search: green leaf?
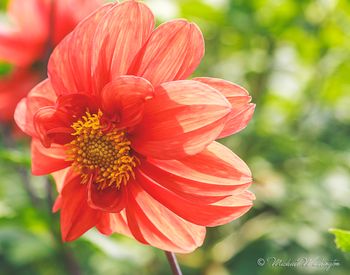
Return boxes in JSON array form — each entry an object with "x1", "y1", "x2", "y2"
[
  {"x1": 329, "y1": 228, "x2": 350, "y2": 252},
  {"x1": 0, "y1": 0, "x2": 8, "y2": 11},
  {"x1": 0, "y1": 148, "x2": 30, "y2": 166},
  {"x1": 0, "y1": 62, "x2": 13, "y2": 76}
]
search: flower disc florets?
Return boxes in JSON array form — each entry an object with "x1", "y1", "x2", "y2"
[{"x1": 66, "y1": 110, "x2": 139, "y2": 189}]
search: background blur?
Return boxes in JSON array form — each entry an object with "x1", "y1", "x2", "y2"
[{"x1": 1, "y1": 0, "x2": 350, "y2": 274}]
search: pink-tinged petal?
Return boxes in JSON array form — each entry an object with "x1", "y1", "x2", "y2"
[
  {"x1": 60, "y1": 173, "x2": 101, "y2": 242},
  {"x1": 0, "y1": 69, "x2": 41, "y2": 123},
  {"x1": 143, "y1": 142, "x2": 252, "y2": 198},
  {"x1": 129, "y1": 20, "x2": 204, "y2": 87},
  {"x1": 51, "y1": 167, "x2": 70, "y2": 192},
  {"x1": 48, "y1": 3, "x2": 113, "y2": 96},
  {"x1": 125, "y1": 181, "x2": 206, "y2": 253},
  {"x1": 97, "y1": 210, "x2": 133, "y2": 237},
  {"x1": 31, "y1": 138, "x2": 70, "y2": 176},
  {"x1": 92, "y1": 1, "x2": 154, "y2": 92},
  {"x1": 136, "y1": 167, "x2": 254, "y2": 227},
  {"x1": 14, "y1": 79, "x2": 56, "y2": 138},
  {"x1": 216, "y1": 104, "x2": 255, "y2": 139},
  {"x1": 131, "y1": 80, "x2": 231, "y2": 159},
  {"x1": 194, "y1": 77, "x2": 255, "y2": 138},
  {"x1": 109, "y1": 211, "x2": 132, "y2": 237},
  {"x1": 87, "y1": 182, "x2": 126, "y2": 213},
  {"x1": 101, "y1": 76, "x2": 154, "y2": 129}
]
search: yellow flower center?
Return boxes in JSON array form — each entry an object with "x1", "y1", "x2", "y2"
[{"x1": 66, "y1": 111, "x2": 139, "y2": 190}]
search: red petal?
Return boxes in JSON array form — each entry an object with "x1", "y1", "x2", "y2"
[
  {"x1": 96, "y1": 213, "x2": 113, "y2": 236},
  {"x1": 92, "y1": 1, "x2": 154, "y2": 93},
  {"x1": 52, "y1": 168, "x2": 77, "y2": 212},
  {"x1": 14, "y1": 79, "x2": 56, "y2": 138},
  {"x1": 33, "y1": 106, "x2": 72, "y2": 147},
  {"x1": 0, "y1": 69, "x2": 40, "y2": 123},
  {"x1": 60, "y1": 173, "x2": 101, "y2": 242},
  {"x1": 55, "y1": 93, "x2": 99, "y2": 117},
  {"x1": 33, "y1": 93, "x2": 98, "y2": 147},
  {"x1": 129, "y1": 20, "x2": 204, "y2": 87},
  {"x1": 125, "y1": 181, "x2": 206, "y2": 253},
  {"x1": 87, "y1": 182, "x2": 126, "y2": 213},
  {"x1": 31, "y1": 138, "x2": 70, "y2": 176},
  {"x1": 48, "y1": 3, "x2": 113, "y2": 96},
  {"x1": 194, "y1": 77, "x2": 255, "y2": 138},
  {"x1": 136, "y1": 160, "x2": 254, "y2": 227},
  {"x1": 131, "y1": 80, "x2": 231, "y2": 159},
  {"x1": 101, "y1": 76, "x2": 154, "y2": 129},
  {"x1": 143, "y1": 142, "x2": 252, "y2": 198}
]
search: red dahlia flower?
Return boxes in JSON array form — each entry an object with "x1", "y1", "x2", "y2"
[
  {"x1": 15, "y1": 0, "x2": 256, "y2": 253},
  {"x1": 0, "y1": 0, "x2": 104, "y2": 124}
]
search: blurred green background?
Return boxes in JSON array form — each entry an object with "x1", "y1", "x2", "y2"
[{"x1": 1, "y1": 0, "x2": 350, "y2": 274}]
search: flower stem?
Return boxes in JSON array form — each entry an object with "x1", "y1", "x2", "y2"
[{"x1": 164, "y1": 251, "x2": 182, "y2": 275}]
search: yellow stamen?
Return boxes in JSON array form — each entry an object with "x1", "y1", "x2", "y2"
[{"x1": 66, "y1": 110, "x2": 139, "y2": 189}]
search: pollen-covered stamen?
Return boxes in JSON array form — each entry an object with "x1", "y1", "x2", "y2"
[{"x1": 66, "y1": 111, "x2": 139, "y2": 190}]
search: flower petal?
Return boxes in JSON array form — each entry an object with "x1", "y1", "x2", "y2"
[
  {"x1": 31, "y1": 138, "x2": 70, "y2": 176},
  {"x1": 136, "y1": 160, "x2": 254, "y2": 227},
  {"x1": 129, "y1": 20, "x2": 204, "y2": 87},
  {"x1": 14, "y1": 79, "x2": 56, "y2": 138},
  {"x1": 131, "y1": 80, "x2": 231, "y2": 159},
  {"x1": 109, "y1": 211, "x2": 132, "y2": 236},
  {"x1": 101, "y1": 76, "x2": 154, "y2": 129},
  {"x1": 33, "y1": 106, "x2": 73, "y2": 147},
  {"x1": 194, "y1": 77, "x2": 255, "y2": 138},
  {"x1": 53, "y1": 196, "x2": 62, "y2": 213},
  {"x1": 51, "y1": 168, "x2": 77, "y2": 212},
  {"x1": 51, "y1": 167, "x2": 70, "y2": 193},
  {"x1": 87, "y1": 182, "x2": 126, "y2": 213},
  {"x1": 143, "y1": 142, "x2": 252, "y2": 198},
  {"x1": 92, "y1": 1, "x2": 154, "y2": 93},
  {"x1": 125, "y1": 181, "x2": 206, "y2": 253},
  {"x1": 33, "y1": 93, "x2": 98, "y2": 147},
  {"x1": 96, "y1": 210, "x2": 133, "y2": 237},
  {"x1": 96, "y1": 213, "x2": 113, "y2": 235},
  {"x1": 48, "y1": 3, "x2": 113, "y2": 96},
  {"x1": 60, "y1": 172, "x2": 101, "y2": 242}
]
